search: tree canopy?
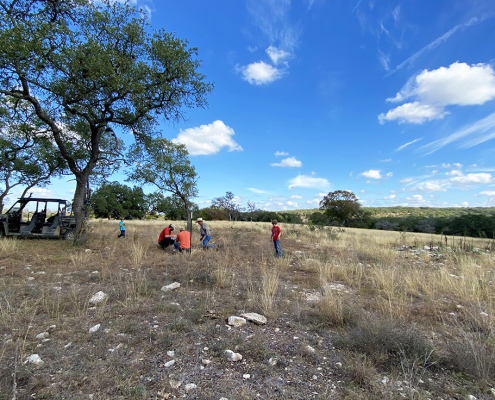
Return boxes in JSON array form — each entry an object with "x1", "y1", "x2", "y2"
[
  {"x1": 0, "y1": 0, "x2": 213, "y2": 240},
  {"x1": 319, "y1": 190, "x2": 361, "y2": 226}
]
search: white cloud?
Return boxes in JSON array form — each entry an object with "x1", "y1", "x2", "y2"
[
  {"x1": 380, "y1": 158, "x2": 392, "y2": 162},
  {"x1": 386, "y1": 172, "x2": 393, "y2": 177},
  {"x1": 413, "y1": 181, "x2": 448, "y2": 192},
  {"x1": 421, "y1": 111, "x2": 495, "y2": 154},
  {"x1": 247, "y1": 46, "x2": 258, "y2": 52},
  {"x1": 479, "y1": 191, "x2": 495, "y2": 196},
  {"x1": 306, "y1": 199, "x2": 320, "y2": 206},
  {"x1": 315, "y1": 193, "x2": 327, "y2": 197},
  {"x1": 248, "y1": 188, "x2": 265, "y2": 194},
  {"x1": 291, "y1": 195, "x2": 303, "y2": 199},
  {"x1": 236, "y1": 61, "x2": 284, "y2": 85},
  {"x1": 385, "y1": 194, "x2": 396, "y2": 199},
  {"x1": 288, "y1": 175, "x2": 330, "y2": 189},
  {"x1": 400, "y1": 177, "x2": 414, "y2": 183},
  {"x1": 266, "y1": 46, "x2": 291, "y2": 65},
  {"x1": 379, "y1": 102, "x2": 447, "y2": 124},
  {"x1": 274, "y1": 151, "x2": 289, "y2": 156},
  {"x1": 449, "y1": 172, "x2": 493, "y2": 186},
  {"x1": 172, "y1": 120, "x2": 243, "y2": 156},
  {"x1": 395, "y1": 138, "x2": 422, "y2": 151},
  {"x1": 406, "y1": 194, "x2": 426, "y2": 203},
  {"x1": 388, "y1": 16, "x2": 484, "y2": 75},
  {"x1": 361, "y1": 169, "x2": 382, "y2": 179},
  {"x1": 287, "y1": 201, "x2": 298, "y2": 207},
  {"x1": 389, "y1": 62, "x2": 495, "y2": 106},
  {"x1": 380, "y1": 63, "x2": 495, "y2": 124},
  {"x1": 271, "y1": 156, "x2": 302, "y2": 167}
]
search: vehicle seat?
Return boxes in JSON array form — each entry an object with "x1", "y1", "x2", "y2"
[{"x1": 21, "y1": 212, "x2": 38, "y2": 233}]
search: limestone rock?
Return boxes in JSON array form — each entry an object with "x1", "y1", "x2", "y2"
[
  {"x1": 24, "y1": 354, "x2": 44, "y2": 365},
  {"x1": 161, "y1": 282, "x2": 181, "y2": 291},
  {"x1": 241, "y1": 312, "x2": 267, "y2": 325},
  {"x1": 225, "y1": 349, "x2": 242, "y2": 361},
  {"x1": 89, "y1": 291, "x2": 108, "y2": 304},
  {"x1": 228, "y1": 316, "x2": 246, "y2": 327},
  {"x1": 89, "y1": 324, "x2": 100, "y2": 333},
  {"x1": 185, "y1": 383, "x2": 197, "y2": 392},
  {"x1": 36, "y1": 332, "x2": 49, "y2": 340}
]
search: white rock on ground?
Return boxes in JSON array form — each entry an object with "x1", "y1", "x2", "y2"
[
  {"x1": 227, "y1": 316, "x2": 246, "y2": 327},
  {"x1": 161, "y1": 282, "x2": 181, "y2": 291},
  {"x1": 268, "y1": 358, "x2": 277, "y2": 366},
  {"x1": 169, "y1": 378, "x2": 182, "y2": 389},
  {"x1": 225, "y1": 350, "x2": 242, "y2": 361},
  {"x1": 89, "y1": 291, "x2": 107, "y2": 304},
  {"x1": 165, "y1": 360, "x2": 175, "y2": 368},
  {"x1": 89, "y1": 324, "x2": 100, "y2": 333},
  {"x1": 24, "y1": 354, "x2": 44, "y2": 365},
  {"x1": 185, "y1": 383, "x2": 197, "y2": 392},
  {"x1": 36, "y1": 332, "x2": 49, "y2": 340},
  {"x1": 241, "y1": 312, "x2": 267, "y2": 325},
  {"x1": 243, "y1": 374, "x2": 250, "y2": 379},
  {"x1": 202, "y1": 359, "x2": 211, "y2": 365}
]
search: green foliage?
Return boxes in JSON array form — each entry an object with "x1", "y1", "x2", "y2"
[
  {"x1": 91, "y1": 182, "x2": 146, "y2": 219},
  {"x1": 0, "y1": 0, "x2": 212, "y2": 236},
  {"x1": 319, "y1": 190, "x2": 362, "y2": 226}
]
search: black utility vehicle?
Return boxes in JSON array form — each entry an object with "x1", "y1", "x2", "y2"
[{"x1": 0, "y1": 198, "x2": 77, "y2": 240}]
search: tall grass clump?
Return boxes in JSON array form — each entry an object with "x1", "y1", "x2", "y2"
[
  {"x1": 259, "y1": 263, "x2": 280, "y2": 315},
  {"x1": 0, "y1": 238, "x2": 21, "y2": 255},
  {"x1": 128, "y1": 239, "x2": 150, "y2": 267}
]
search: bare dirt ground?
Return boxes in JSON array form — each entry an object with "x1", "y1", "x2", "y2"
[{"x1": 1, "y1": 220, "x2": 495, "y2": 399}]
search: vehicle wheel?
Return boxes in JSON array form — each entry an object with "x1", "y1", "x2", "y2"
[{"x1": 63, "y1": 229, "x2": 76, "y2": 241}]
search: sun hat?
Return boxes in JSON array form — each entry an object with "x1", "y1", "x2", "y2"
[
  {"x1": 180, "y1": 227, "x2": 185, "y2": 231},
  {"x1": 169, "y1": 224, "x2": 176, "y2": 229},
  {"x1": 196, "y1": 217, "x2": 203, "y2": 222}
]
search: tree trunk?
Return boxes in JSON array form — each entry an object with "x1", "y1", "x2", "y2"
[{"x1": 72, "y1": 174, "x2": 90, "y2": 244}]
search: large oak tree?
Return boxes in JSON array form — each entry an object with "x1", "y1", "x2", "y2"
[{"x1": 0, "y1": 0, "x2": 212, "y2": 240}]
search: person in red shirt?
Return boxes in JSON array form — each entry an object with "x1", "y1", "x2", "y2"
[
  {"x1": 271, "y1": 219, "x2": 282, "y2": 258},
  {"x1": 175, "y1": 227, "x2": 191, "y2": 253},
  {"x1": 158, "y1": 224, "x2": 178, "y2": 250}
]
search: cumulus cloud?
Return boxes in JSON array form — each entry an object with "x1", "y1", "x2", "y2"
[
  {"x1": 236, "y1": 61, "x2": 284, "y2": 85},
  {"x1": 360, "y1": 169, "x2": 382, "y2": 179},
  {"x1": 291, "y1": 195, "x2": 303, "y2": 199},
  {"x1": 379, "y1": 62, "x2": 495, "y2": 124},
  {"x1": 287, "y1": 201, "x2": 298, "y2": 207},
  {"x1": 172, "y1": 120, "x2": 243, "y2": 156},
  {"x1": 306, "y1": 199, "x2": 320, "y2": 206},
  {"x1": 412, "y1": 181, "x2": 447, "y2": 192},
  {"x1": 315, "y1": 193, "x2": 327, "y2": 197},
  {"x1": 479, "y1": 191, "x2": 495, "y2": 196},
  {"x1": 271, "y1": 156, "x2": 302, "y2": 167},
  {"x1": 266, "y1": 46, "x2": 291, "y2": 65},
  {"x1": 385, "y1": 194, "x2": 396, "y2": 199},
  {"x1": 274, "y1": 151, "x2": 289, "y2": 156},
  {"x1": 379, "y1": 102, "x2": 447, "y2": 124},
  {"x1": 248, "y1": 188, "x2": 265, "y2": 193},
  {"x1": 406, "y1": 194, "x2": 426, "y2": 203},
  {"x1": 449, "y1": 172, "x2": 493, "y2": 186},
  {"x1": 400, "y1": 177, "x2": 414, "y2": 183},
  {"x1": 288, "y1": 175, "x2": 330, "y2": 189}
]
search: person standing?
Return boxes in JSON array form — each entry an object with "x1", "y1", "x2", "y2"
[
  {"x1": 196, "y1": 218, "x2": 217, "y2": 250},
  {"x1": 175, "y1": 227, "x2": 191, "y2": 253},
  {"x1": 271, "y1": 219, "x2": 282, "y2": 257},
  {"x1": 118, "y1": 217, "x2": 125, "y2": 238},
  {"x1": 158, "y1": 224, "x2": 179, "y2": 250}
]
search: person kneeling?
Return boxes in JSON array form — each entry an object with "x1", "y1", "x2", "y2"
[
  {"x1": 175, "y1": 227, "x2": 191, "y2": 253},
  {"x1": 158, "y1": 224, "x2": 179, "y2": 251}
]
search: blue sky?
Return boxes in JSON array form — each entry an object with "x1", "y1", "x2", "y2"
[{"x1": 8, "y1": 0, "x2": 495, "y2": 211}]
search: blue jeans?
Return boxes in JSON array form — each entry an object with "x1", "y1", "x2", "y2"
[
  {"x1": 273, "y1": 240, "x2": 282, "y2": 257},
  {"x1": 203, "y1": 236, "x2": 216, "y2": 249}
]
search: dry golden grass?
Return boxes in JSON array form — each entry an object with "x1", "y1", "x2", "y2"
[{"x1": 1, "y1": 219, "x2": 495, "y2": 399}]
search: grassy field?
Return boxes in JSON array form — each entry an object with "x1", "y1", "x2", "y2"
[{"x1": 1, "y1": 220, "x2": 495, "y2": 399}]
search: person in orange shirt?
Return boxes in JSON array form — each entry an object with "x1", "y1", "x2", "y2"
[{"x1": 175, "y1": 227, "x2": 191, "y2": 253}]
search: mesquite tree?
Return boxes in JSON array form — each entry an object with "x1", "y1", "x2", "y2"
[
  {"x1": 127, "y1": 138, "x2": 198, "y2": 234},
  {"x1": 0, "y1": 0, "x2": 212, "y2": 240}
]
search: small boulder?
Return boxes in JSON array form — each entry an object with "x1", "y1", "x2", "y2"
[
  {"x1": 161, "y1": 282, "x2": 181, "y2": 291},
  {"x1": 24, "y1": 354, "x2": 44, "y2": 365},
  {"x1": 225, "y1": 350, "x2": 242, "y2": 361},
  {"x1": 185, "y1": 383, "x2": 197, "y2": 392},
  {"x1": 89, "y1": 324, "x2": 100, "y2": 333},
  {"x1": 89, "y1": 291, "x2": 107, "y2": 304},
  {"x1": 36, "y1": 332, "x2": 49, "y2": 340},
  {"x1": 227, "y1": 316, "x2": 246, "y2": 327},
  {"x1": 241, "y1": 312, "x2": 267, "y2": 325}
]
